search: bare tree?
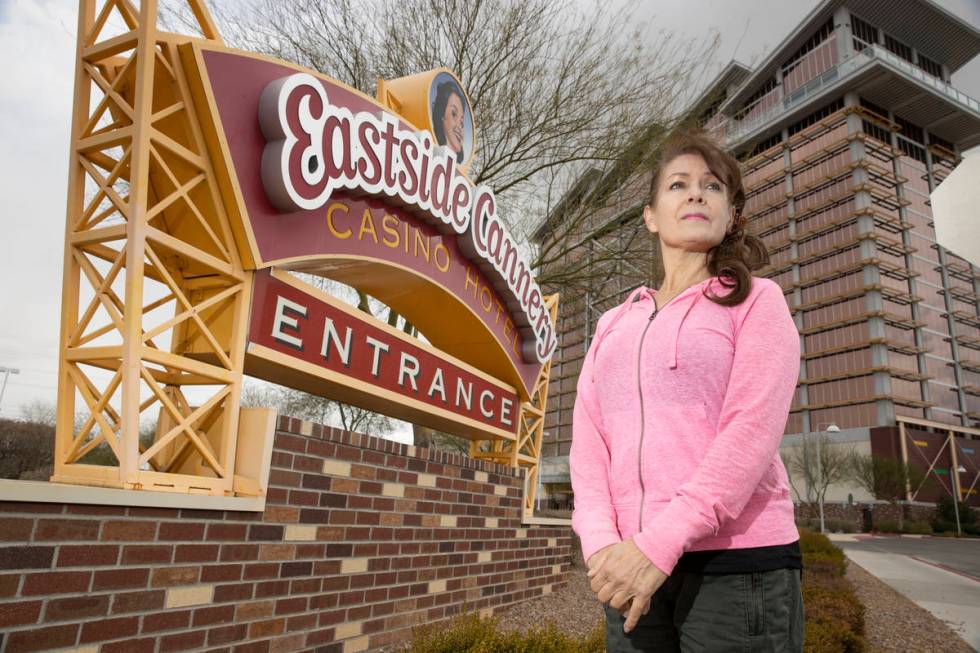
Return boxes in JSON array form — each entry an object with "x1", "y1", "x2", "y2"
[
  {"x1": 846, "y1": 452, "x2": 933, "y2": 532},
  {"x1": 19, "y1": 399, "x2": 58, "y2": 426},
  {"x1": 165, "y1": 0, "x2": 717, "y2": 231},
  {"x1": 161, "y1": 0, "x2": 719, "y2": 448},
  {"x1": 242, "y1": 379, "x2": 394, "y2": 436},
  {"x1": 782, "y1": 436, "x2": 854, "y2": 515}
]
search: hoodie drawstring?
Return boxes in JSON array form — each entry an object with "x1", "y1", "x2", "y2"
[{"x1": 668, "y1": 289, "x2": 704, "y2": 370}]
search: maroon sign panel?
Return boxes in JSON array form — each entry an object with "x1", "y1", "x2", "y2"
[
  {"x1": 196, "y1": 47, "x2": 546, "y2": 399},
  {"x1": 246, "y1": 270, "x2": 520, "y2": 440}
]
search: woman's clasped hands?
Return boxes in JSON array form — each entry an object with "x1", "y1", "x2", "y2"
[{"x1": 587, "y1": 539, "x2": 669, "y2": 633}]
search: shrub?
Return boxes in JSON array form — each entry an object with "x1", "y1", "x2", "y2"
[
  {"x1": 823, "y1": 518, "x2": 858, "y2": 534},
  {"x1": 935, "y1": 496, "x2": 977, "y2": 526},
  {"x1": 799, "y1": 530, "x2": 840, "y2": 556},
  {"x1": 932, "y1": 519, "x2": 955, "y2": 532},
  {"x1": 802, "y1": 586, "x2": 864, "y2": 633},
  {"x1": 800, "y1": 529, "x2": 866, "y2": 653},
  {"x1": 0, "y1": 418, "x2": 55, "y2": 479},
  {"x1": 804, "y1": 618, "x2": 866, "y2": 653},
  {"x1": 932, "y1": 519, "x2": 980, "y2": 537},
  {"x1": 796, "y1": 517, "x2": 821, "y2": 532},
  {"x1": 803, "y1": 553, "x2": 846, "y2": 580},
  {"x1": 873, "y1": 519, "x2": 901, "y2": 533},
  {"x1": 903, "y1": 520, "x2": 932, "y2": 535},
  {"x1": 404, "y1": 613, "x2": 604, "y2": 653}
]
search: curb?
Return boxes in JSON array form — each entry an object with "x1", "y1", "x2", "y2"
[{"x1": 908, "y1": 555, "x2": 980, "y2": 583}]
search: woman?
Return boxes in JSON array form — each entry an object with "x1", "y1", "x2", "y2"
[
  {"x1": 571, "y1": 130, "x2": 804, "y2": 652},
  {"x1": 432, "y1": 81, "x2": 466, "y2": 163}
]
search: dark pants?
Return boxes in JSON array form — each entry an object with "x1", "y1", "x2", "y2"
[{"x1": 604, "y1": 568, "x2": 804, "y2": 652}]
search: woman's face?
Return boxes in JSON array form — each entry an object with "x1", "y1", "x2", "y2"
[
  {"x1": 442, "y1": 92, "x2": 465, "y2": 154},
  {"x1": 642, "y1": 153, "x2": 735, "y2": 253}
]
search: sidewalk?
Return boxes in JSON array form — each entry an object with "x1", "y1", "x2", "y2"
[{"x1": 828, "y1": 533, "x2": 980, "y2": 650}]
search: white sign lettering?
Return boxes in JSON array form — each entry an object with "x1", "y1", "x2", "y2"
[{"x1": 259, "y1": 73, "x2": 557, "y2": 364}]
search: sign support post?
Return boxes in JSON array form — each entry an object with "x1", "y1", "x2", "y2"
[{"x1": 54, "y1": 0, "x2": 258, "y2": 495}]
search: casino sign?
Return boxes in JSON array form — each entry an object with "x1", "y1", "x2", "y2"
[{"x1": 51, "y1": 1, "x2": 557, "y2": 515}]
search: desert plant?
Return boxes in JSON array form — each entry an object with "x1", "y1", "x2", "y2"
[
  {"x1": 935, "y1": 496, "x2": 977, "y2": 528},
  {"x1": 799, "y1": 529, "x2": 866, "y2": 653},
  {"x1": 903, "y1": 520, "x2": 932, "y2": 535},
  {"x1": 873, "y1": 519, "x2": 901, "y2": 534},
  {"x1": 404, "y1": 612, "x2": 604, "y2": 652},
  {"x1": 799, "y1": 529, "x2": 842, "y2": 557}
]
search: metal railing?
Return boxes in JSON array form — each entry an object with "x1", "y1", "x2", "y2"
[{"x1": 724, "y1": 38, "x2": 980, "y2": 146}]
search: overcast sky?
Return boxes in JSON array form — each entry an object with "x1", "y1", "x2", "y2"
[{"x1": 0, "y1": 0, "x2": 977, "y2": 425}]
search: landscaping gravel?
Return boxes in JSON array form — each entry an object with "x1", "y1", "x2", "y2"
[
  {"x1": 495, "y1": 557, "x2": 976, "y2": 651},
  {"x1": 845, "y1": 559, "x2": 975, "y2": 653},
  {"x1": 497, "y1": 561, "x2": 604, "y2": 639}
]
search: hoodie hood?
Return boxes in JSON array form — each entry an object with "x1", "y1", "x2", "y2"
[{"x1": 589, "y1": 277, "x2": 718, "y2": 380}]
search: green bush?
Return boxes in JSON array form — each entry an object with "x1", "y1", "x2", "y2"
[
  {"x1": 873, "y1": 519, "x2": 901, "y2": 533},
  {"x1": 796, "y1": 517, "x2": 821, "y2": 532},
  {"x1": 935, "y1": 496, "x2": 977, "y2": 526},
  {"x1": 800, "y1": 529, "x2": 866, "y2": 653},
  {"x1": 902, "y1": 520, "x2": 932, "y2": 535},
  {"x1": 0, "y1": 418, "x2": 55, "y2": 479},
  {"x1": 799, "y1": 529, "x2": 840, "y2": 556},
  {"x1": 932, "y1": 497, "x2": 979, "y2": 536},
  {"x1": 804, "y1": 618, "x2": 866, "y2": 653},
  {"x1": 405, "y1": 613, "x2": 604, "y2": 652},
  {"x1": 931, "y1": 519, "x2": 980, "y2": 537},
  {"x1": 803, "y1": 554, "x2": 846, "y2": 581},
  {"x1": 823, "y1": 519, "x2": 852, "y2": 533}
]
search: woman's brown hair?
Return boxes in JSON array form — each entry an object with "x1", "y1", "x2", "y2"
[{"x1": 646, "y1": 129, "x2": 769, "y2": 307}]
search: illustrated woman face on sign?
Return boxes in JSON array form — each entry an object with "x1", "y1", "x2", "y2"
[{"x1": 430, "y1": 73, "x2": 473, "y2": 165}]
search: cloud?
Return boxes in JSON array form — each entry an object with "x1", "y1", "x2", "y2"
[{"x1": 0, "y1": 0, "x2": 76, "y2": 416}]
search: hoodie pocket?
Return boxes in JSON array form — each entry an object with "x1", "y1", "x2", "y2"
[{"x1": 643, "y1": 402, "x2": 714, "y2": 501}]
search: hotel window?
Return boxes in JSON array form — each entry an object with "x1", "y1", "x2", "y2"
[
  {"x1": 738, "y1": 77, "x2": 779, "y2": 117},
  {"x1": 851, "y1": 15, "x2": 878, "y2": 51},
  {"x1": 782, "y1": 18, "x2": 834, "y2": 76},
  {"x1": 787, "y1": 98, "x2": 844, "y2": 136},
  {"x1": 929, "y1": 134, "x2": 954, "y2": 152},
  {"x1": 884, "y1": 34, "x2": 914, "y2": 63},
  {"x1": 749, "y1": 133, "x2": 783, "y2": 157},
  {"x1": 917, "y1": 53, "x2": 943, "y2": 79},
  {"x1": 897, "y1": 139, "x2": 927, "y2": 164},
  {"x1": 862, "y1": 119, "x2": 892, "y2": 146},
  {"x1": 895, "y1": 116, "x2": 924, "y2": 145}
]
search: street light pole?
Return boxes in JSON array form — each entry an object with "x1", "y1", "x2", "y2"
[
  {"x1": 0, "y1": 366, "x2": 20, "y2": 415},
  {"x1": 813, "y1": 422, "x2": 840, "y2": 534},
  {"x1": 953, "y1": 465, "x2": 967, "y2": 537}
]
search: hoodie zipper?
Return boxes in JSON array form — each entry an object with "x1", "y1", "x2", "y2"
[{"x1": 637, "y1": 301, "x2": 658, "y2": 531}]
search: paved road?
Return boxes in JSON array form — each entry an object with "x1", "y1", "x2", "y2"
[
  {"x1": 830, "y1": 534, "x2": 980, "y2": 651},
  {"x1": 837, "y1": 534, "x2": 980, "y2": 579}
]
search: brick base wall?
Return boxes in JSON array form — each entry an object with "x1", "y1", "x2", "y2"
[{"x1": 0, "y1": 417, "x2": 572, "y2": 653}]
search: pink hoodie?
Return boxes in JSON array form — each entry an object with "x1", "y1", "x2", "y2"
[{"x1": 570, "y1": 275, "x2": 801, "y2": 576}]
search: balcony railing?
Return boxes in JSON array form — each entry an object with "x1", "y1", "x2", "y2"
[{"x1": 724, "y1": 38, "x2": 980, "y2": 146}]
